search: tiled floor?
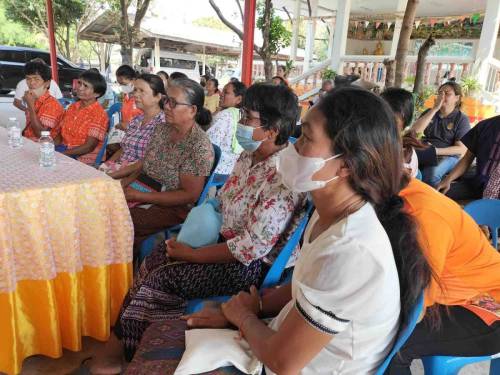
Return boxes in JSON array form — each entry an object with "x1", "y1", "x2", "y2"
[{"x1": 13, "y1": 337, "x2": 492, "y2": 374}]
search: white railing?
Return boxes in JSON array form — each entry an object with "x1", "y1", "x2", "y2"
[
  {"x1": 484, "y1": 58, "x2": 500, "y2": 93},
  {"x1": 288, "y1": 59, "x2": 332, "y2": 101},
  {"x1": 340, "y1": 55, "x2": 475, "y2": 89}
]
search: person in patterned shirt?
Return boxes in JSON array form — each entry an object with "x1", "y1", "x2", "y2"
[
  {"x1": 88, "y1": 83, "x2": 307, "y2": 374},
  {"x1": 101, "y1": 74, "x2": 165, "y2": 173},
  {"x1": 21, "y1": 60, "x2": 64, "y2": 141},
  {"x1": 55, "y1": 70, "x2": 108, "y2": 165}
]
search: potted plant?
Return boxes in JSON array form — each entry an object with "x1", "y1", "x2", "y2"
[
  {"x1": 461, "y1": 75, "x2": 482, "y2": 97},
  {"x1": 322, "y1": 68, "x2": 337, "y2": 80}
]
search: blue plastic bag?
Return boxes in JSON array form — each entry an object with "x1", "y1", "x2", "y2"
[{"x1": 177, "y1": 198, "x2": 223, "y2": 248}]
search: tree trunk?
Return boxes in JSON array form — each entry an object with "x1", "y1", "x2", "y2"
[
  {"x1": 413, "y1": 34, "x2": 435, "y2": 94},
  {"x1": 260, "y1": 0, "x2": 273, "y2": 80},
  {"x1": 384, "y1": 58, "x2": 396, "y2": 88},
  {"x1": 394, "y1": 0, "x2": 419, "y2": 87}
]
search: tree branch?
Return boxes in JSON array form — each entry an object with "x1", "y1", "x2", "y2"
[
  {"x1": 235, "y1": 0, "x2": 244, "y2": 23},
  {"x1": 209, "y1": 0, "x2": 261, "y2": 54},
  {"x1": 282, "y1": 6, "x2": 292, "y2": 23}
]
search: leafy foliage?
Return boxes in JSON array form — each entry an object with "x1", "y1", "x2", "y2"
[
  {"x1": 321, "y1": 68, "x2": 337, "y2": 80},
  {"x1": 256, "y1": 1, "x2": 291, "y2": 56}
]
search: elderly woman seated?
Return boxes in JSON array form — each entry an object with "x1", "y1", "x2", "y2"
[
  {"x1": 88, "y1": 83, "x2": 307, "y2": 374},
  {"x1": 109, "y1": 78, "x2": 214, "y2": 249},
  {"x1": 100, "y1": 74, "x2": 165, "y2": 173},
  {"x1": 55, "y1": 70, "x2": 108, "y2": 165}
]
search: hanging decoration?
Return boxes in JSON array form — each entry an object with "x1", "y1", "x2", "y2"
[
  {"x1": 430, "y1": 18, "x2": 437, "y2": 27},
  {"x1": 364, "y1": 20, "x2": 370, "y2": 29},
  {"x1": 375, "y1": 21, "x2": 381, "y2": 29},
  {"x1": 415, "y1": 20, "x2": 421, "y2": 29},
  {"x1": 354, "y1": 21, "x2": 359, "y2": 29},
  {"x1": 387, "y1": 21, "x2": 393, "y2": 29}
]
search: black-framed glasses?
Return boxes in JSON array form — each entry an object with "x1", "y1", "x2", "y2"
[
  {"x1": 164, "y1": 96, "x2": 193, "y2": 109},
  {"x1": 239, "y1": 108, "x2": 266, "y2": 126}
]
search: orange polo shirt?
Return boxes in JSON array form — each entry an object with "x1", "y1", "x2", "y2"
[
  {"x1": 23, "y1": 92, "x2": 64, "y2": 141},
  {"x1": 400, "y1": 179, "x2": 500, "y2": 308},
  {"x1": 121, "y1": 94, "x2": 143, "y2": 125},
  {"x1": 60, "y1": 101, "x2": 108, "y2": 165}
]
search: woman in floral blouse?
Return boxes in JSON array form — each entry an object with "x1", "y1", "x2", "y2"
[
  {"x1": 207, "y1": 80, "x2": 246, "y2": 175},
  {"x1": 101, "y1": 74, "x2": 165, "y2": 172},
  {"x1": 89, "y1": 83, "x2": 307, "y2": 373},
  {"x1": 109, "y1": 78, "x2": 214, "y2": 248}
]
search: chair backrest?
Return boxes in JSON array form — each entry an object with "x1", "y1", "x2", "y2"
[
  {"x1": 95, "y1": 102, "x2": 122, "y2": 167},
  {"x1": 197, "y1": 144, "x2": 222, "y2": 205},
  {"x1": 261, "y1": 200, "x2": 314, "y2": 289},
  {"x1": 464, "y1": 199, "x2": 500, "y2": 249},
  {"x1": 58, "y1": 97, "x2": 75, "y2": 109},
  {"x1": 375, "y1": 292, "x2": 424, "y2": 375}
]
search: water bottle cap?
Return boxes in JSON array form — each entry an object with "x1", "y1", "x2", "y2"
[{"x1": 41, "y1": 131, "x2": 50, "y2": 136}]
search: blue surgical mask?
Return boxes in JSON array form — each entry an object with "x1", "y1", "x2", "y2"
[{"x1": 236, "y1": 123, "x2": 264, "y2": 152}]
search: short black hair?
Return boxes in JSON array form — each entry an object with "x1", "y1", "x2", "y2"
[
  {"x1": 116, "y1": 65, "x2": 137, "y2": 80},
  {"x1": 380, "y1": 88, "x2": 415, "y2": 128},
  {"x1": 157, "y1": 70, "x2": 169, "y2": 80},
  {"x1": 24, "y1": 60, "x2": 51, "y2": 82},
  {"x1": 169, "y1": 71, "x2": 188, "y2": 80},
  {"x1": 79, "y1": 69, "x2": 107, "y2": 98},
  {"x1": 271, "y1": 76, "x2": 288, "y2": 86},
  {"x1": 243, "y1": 83, "x2": 298, "y2": 146},
  {"x1": 226, "y1": 80, "x2": 247, "y2": 108},
  {"x1": 208, "y1": 77, "x2": 219, "y2": 88}
]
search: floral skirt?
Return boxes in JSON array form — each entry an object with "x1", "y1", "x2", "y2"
[{"x1": 114, "y1": 243, "x2": 266, "y2": 360}]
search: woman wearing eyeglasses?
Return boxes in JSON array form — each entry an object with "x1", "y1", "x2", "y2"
[
  {"x1": 109, "y1": 77, "x2": 214, "y2": 250},
  {"x1": 88, "y1": 83, "x2": 306, "y2": 374}
]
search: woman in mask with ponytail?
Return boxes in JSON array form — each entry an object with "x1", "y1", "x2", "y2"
[
  {"x1": 118, "y1": 87, "x2": 432, "y2": 375},
  {"x1": 89, "y1": 83, "x2": 306, "y2": 374},
  {"x1": 116, "y1": 64, "x2": 143, "y2": 130}
]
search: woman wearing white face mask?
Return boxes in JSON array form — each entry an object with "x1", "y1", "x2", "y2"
[
  {"x1": 21, "y1": 60, "x2": 64, "y2": 141},
  {"x1": 116, "y1": 65, "x2": 143, "y2": 130},
  {"x1": 134, "y1": 87, "x2": 433, "y2": 375}
]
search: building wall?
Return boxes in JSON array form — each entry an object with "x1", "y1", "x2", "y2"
[{"x1": 346, "y1": 38, "x2": 500, "y2": 59}]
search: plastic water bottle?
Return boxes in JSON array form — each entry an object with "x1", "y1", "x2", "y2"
[
  {"x1": 7, "y1": 117, "x2": 22, "y2": 149},
  {"x1": 39, "y1": 131, "x2": 56, "y2": 168}
]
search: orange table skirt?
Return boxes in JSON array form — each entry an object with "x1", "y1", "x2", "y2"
[{"x1": 0, "y1": 263, "x2": 132, "y2": 375}]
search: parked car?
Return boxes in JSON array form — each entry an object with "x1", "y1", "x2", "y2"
[{"x1": 0, "y1": 45, "x2": 85, "y2": 95}]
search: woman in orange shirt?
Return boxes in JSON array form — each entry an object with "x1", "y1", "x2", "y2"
[
  {"x1": 116, "y1": 65, "x2": 143, "y2": 129},
  {"x1": 56, "y1": 70, "x2": 108, "y2": 165},
  {"x1": 382, "y1": 89, "x2": 500, "y2": 374}
]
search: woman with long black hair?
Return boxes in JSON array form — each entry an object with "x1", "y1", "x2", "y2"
[{"x1": 123, "y1": 87, "x2": 433, "y2": 374}]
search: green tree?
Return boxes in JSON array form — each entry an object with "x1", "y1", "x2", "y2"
[
  {"x1": 0, "y1": 4, "x2": 46, "y2": 48},
  {"x1": 209, "y1": 0, "x2": 292, "y2": 80},
  {"x1": 106, "y1": 0, "x2": 152, "y2": 66},
  {"x1": 2, "y1": 0, "x2": 91, "y2": 60}
]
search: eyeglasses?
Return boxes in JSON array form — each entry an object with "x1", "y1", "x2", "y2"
[
  {"x1": 239, "y1": 108, "x2": 266, "y2": 126},
  {"x1": 164, "y1": 96, "x2": 193, "y2": 109}
]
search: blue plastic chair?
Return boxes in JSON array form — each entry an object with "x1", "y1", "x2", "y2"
[
  {"x1": 374, "y1": 292, "x2": 424, "y2": 375},
  {"x1": 464, "y1": 199, "x2": 500, "y2": 249},
  {"x1": 421, "y1": 354, "x2": 500, "y2": 375},
  {"x1": 138, "y1": 144, "x2": 222, "y2": 263},
  {"x1": 185, "y1": 200, "x2": 314, "y2": 314},
  {"x1": 416, "y1": 169, "x2": 423, "y2": 181},
  {"x1": 95, "y1": 102, "x2": 122, "y2": 167},
  {"x1": 58, "y1": 97, "x2": 75, "y2": 109}
]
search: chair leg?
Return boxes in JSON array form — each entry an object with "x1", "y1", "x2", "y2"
[{"x1": 490, "y1": 357, "x2": 500, "y2": 375}]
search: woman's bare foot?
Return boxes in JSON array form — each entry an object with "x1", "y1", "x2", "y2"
[{"x1": 88, "y1": 333, "x2": 124, "y2": 374}]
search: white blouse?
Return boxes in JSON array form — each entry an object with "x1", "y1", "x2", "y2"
[{"x1": 267, "y1": 203, "x2": 401, "y2": 374}]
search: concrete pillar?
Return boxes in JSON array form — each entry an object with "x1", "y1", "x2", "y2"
[
  {"x1": 477, "y1": 0, "x2": 500, "y2": 84},
  {"x1": 154, "y1": 37, "x2": 161, "y2": 73},
  {"x1": 327, "y1": 13, "x2": 336, "y2": 60},
  {"x1": 304, "y1": 0, "x2": 318, "y2": 72},
  {"x1": 290, "y1": 0, "x2": 301, "y2": 62},
  {"x1": 330, "y1": 0, "x2": 351, "y2": 72}
]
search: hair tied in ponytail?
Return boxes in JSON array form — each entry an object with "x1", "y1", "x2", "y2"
[{"x1": 379, "y1": 195, "x2": 404, "y2": 221}]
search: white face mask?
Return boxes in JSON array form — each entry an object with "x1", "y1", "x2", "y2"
[
  {"x1": 120, "y1": 83, "x2": 134, "y2": 94},
  {"x1": 276, "y1": 143, "x2": 342, "y2": 192}
]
